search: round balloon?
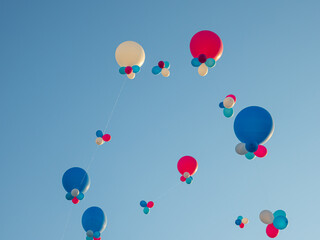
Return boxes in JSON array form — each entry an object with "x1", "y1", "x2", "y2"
[
  {"x1": 82, "y1": 207, "x2": 107, "y2": 233},
  {"x1": 177, "y1": 156, "x2": 198, "y2": 176},
  {"x1": 115, "y1": 41, "x2": 145, "y2": 67},
  {"x1": 62, "y1": 167, "x2": 90, "y2": 193},
  {"x1": 273, "y1": 210, "x2": 286, "y2": 218},
  {"x1": 223, "y1": 97, "x2": 235, "y2": 109},
  {"x1": 235, "y1": 143, "x2": 248, "y2": 155},
  {"x1": 266, "y1": 224, "x2": 279, "y2": 238},
  {"x1": 140, "y1": 200, "x2": 147, "y2": 208},
  {"x1": 223, "y1": 108, "x2": 234, "y2": 118},
  {"x1": 260, "y1": 210, "x2": 274, "y2": 224},
  {"x1": 255, "y1": 145, "x2": 268, "y2": 158},
  {"x1": 273, "y1": 216, "x2": 288, "y2": 230},
  {"x1": 198, "y1": 63, "x2": 208, "y2": 76},
  {"x1": 161, "y1": 68, "x2": 170, "y2": 77}
]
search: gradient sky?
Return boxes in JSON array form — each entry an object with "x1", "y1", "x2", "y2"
[{"x1": 1, "y1": 0, "x2": 320, "y2": 239}]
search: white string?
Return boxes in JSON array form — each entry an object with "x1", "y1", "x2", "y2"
[{"x1": 60, "y1": 208, "x2": 73, "y2": 240}]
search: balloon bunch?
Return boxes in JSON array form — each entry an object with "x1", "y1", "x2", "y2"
[
  {"x1": 95, "y1": 130, "x2": 111, "y2": 146},
  {"x1": 219, "y1": 94, "x2": 236, "y2": 118},
  {"x1": 82, "y1": 207, "x2": 107, "y2": 240},
  {"x1": 234, "y1": 106, "x2": 274, "y2": 160},
  {"x1": 119, "y1": 65, "x2": 141, "y2": 79},
  {"x1": 177, "y1": 156, "x2": 198, "y2": 184},
  {"x1": 260, "y1": 210, "x2": 288, "y2": 238},
  {"x1": 190, "y1": 30, "x2": 223, "y2": 77},
  {"x1": 152, "y1": 61, "x2": 170, "y2": 77},
  {"x1": 62, "y1": 167, "x2": 90, "y2": 204},
  {"x1": 235, "y1": 216, "x2": 249, "y2": 228},
  {"x1": 140, "y1": 200, "x2": 155, "y2": 214}
]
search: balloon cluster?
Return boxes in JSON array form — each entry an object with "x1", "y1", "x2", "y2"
[
  {"x1": 82, "y1": 206, "x2": 107, "y2": 240},
  {"x1": 260, "y1": 210, "x2": 288, "y2": 238},
  {"x1": 235, "y1": 216, "x2": 249, "y2": 228},
  {"x1": 95, "y1": 130, "x2": 111, "y2": 146},
  {"x1": 119, "y1": 65, "x2": 141, "y2": 79},
  {"x1": 219, "y1": 94, "x2": 236, "y2": 118},
  {"x1": 191, "y1": 54, "x2": 216, "y2": 76},
  {"x1": 152, "y1": 61, "x2": 170, "y2": 77},
  {"x1": 234, "y1": 106, "x2": 274, "y2": 160},
  {"x1": 177, "y1": 156, "x2": 198, "y2": 184},
  {"x1": 140, "y1": 200, "x2": 154, "y2": 214}
]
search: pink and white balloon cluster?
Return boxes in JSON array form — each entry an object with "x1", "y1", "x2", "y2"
[
  {"x1": 95, "y1": 130, "x2": 111, "y2": 146},
  {"x1": 219, "y1": 94, "x2": 236, "y2": 118}
]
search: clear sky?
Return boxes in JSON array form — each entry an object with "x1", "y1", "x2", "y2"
[{"x1": 1, "y1": 0, "x2": 320, "y2": 239}]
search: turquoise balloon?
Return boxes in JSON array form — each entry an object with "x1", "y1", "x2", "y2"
[
  {"x1": 152, "y1": 66, "x2": 161, "y2": 75},
  {"x1": 245, "y1": 152, "x2": 255, "y2": 160},
  {"x1": 273, "y1": 216, "x2": 288, "y2": 230},
  {"x1": 86, "y1": 237, "x2": 93, "y2": 240},
  {"x1": 119, "y1": 67, "x2": 126, "y2": 74},
  {"x1": 274, "y1": 210, "x2": 286, "y2": 218},
  {"x1": 223, "y1": 108, "x2": 234, "y2": 118},
  {"x1": 237, "y1": 216, "x2": 243, "y2": 220},
  {"x1": 65, "y1": 192, "x2": 73, "y2": 200},
  {"x1": 205, "y1": 58, "x2": 216, "y2": 68},
  {"x1": 93, "y1": 232, "x2": 100, "y2": 238},
  {"x1": 164, "y1": 61, "x2": 170, "y2": 69},
  {"x1": 186, "y1": 177, "x2": 193, "y2": 184},
  {"x1": 191, "y1": 58, "x2": 201, "y2": 67},
  {"x1": 132, "y1": 65, "x2": 140, "y2": 73},
  {"x1": 77, "y1": 192, "x2": 84, "y2": 200},
  {"x1": 143, "y1": 207, "x2": 150, "y2": 214}
]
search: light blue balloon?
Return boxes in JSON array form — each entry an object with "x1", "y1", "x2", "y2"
[
  {"x1": 132, "y1": 65, "x2": 140, "y2": 73},
  {"x1": 143, "y1": 207, "x2": 150, "y2": 214},
  {"x1": 274, "y1": 210, "x2": 286, "y2": 218},
  {"x1": 78, "y1": 192, "x2": 84, "y2": 200},
  {"x1": 65, "y1": 192, "x2": 73, "y2": 200},
  {"x1": 93, "y1": 231, "x2": 100, "y2": 238},
  {"x1": 273, "y1": 216, "x2": 288, "y2": 230},
  {"x1": 119, "y1": 67, "x2": 126, "y2": 75},
  {"x1": 62, "y1": 167, "x2": 90, "y2": 193},
  {"x1": 205, "y1": 58, "x2": 216, "y2": 68},
  {"x1": 223, "y1": 108, "x2": 234, "y2": 118},
  {"x1": 237, "y1": 216, "x2": 243, "y2": 220},
  {"x1": 82, "y1": 207, "x2": 107, "y2": 233},
  {"x1": 186, "y1": 177, "x2": 193, "y2": 184},
  {"x1": 245, "y1": 152, "x2": 255, "y2": 160},
  {"x1": 191, "y1": 58, "x2": 201, "y2": 67},
  {"x1": 96, "y1": 130, "x2": 103, "y2": 138},
  {"x1": 152, "y1": 66, "x2": 161, "y2": 75},
  {"x1": 164, "y1": 61, "x2": 170, "y2": 69},
  {"x1": 86, "y1": 237, "x2": 93, "y2": 240}
]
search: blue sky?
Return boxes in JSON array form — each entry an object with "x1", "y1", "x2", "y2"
[{"x1": 1, "y1": 0, "x2": 320, "y2": 239}]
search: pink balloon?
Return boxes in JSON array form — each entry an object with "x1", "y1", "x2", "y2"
[
  {"x1": 102, "y1": 134, "x2": 111, "y2": 142},
  {"x1": 125, "y1": 66, "x2": 133, "y2": 74},
  {"x1": 254, "y1": 145, "x2": 268, "y2": 158},
  {"x1": 72, "y1": 197, "x2": 79, "y2": 204},
  {"x1": 147, "y1": 201, "x2": 154, "y2": 208},
  {"x1": 177, "y1": 156, "x2": 198, "y2": 176},
  {"x1": 266, "y1": 224, "x2": 279, "y2": 238},
  {"x1": 226, "y1": 94, "x2": 236, "y2": 102},
  {"x1": 93, "y1": 238, "x2": 101, "y2": 240},
  {"x1": 239, "y1": 223, "x2": 244, "y2": 228},
  {"x1": 180, "y1": 176, "x2": 186, "y2": 182}
]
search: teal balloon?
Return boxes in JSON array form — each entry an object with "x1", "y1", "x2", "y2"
[
  {"x1": 237, "y1": 216, "x2": 243, "y2": 220},
  {"x1": 245, "y1": 152, "x2": 255, "y2": 160},
  {"x1": 119, "y1": 67, "x2": 126, "y2": 74},
  {"x1": 132, "y1": 65, "x2": 140, "y2": 73},
  {"x1": 164, "y1": 61, "x2": 170, "y2": 69},
  {"x1": 86, "y1": 237, "x2": 93, "y2": 240},
  {"x1": 78, "y1": 192, "x2": 84, "y2": 200},
  {"x1": 186, "y1": 177, "x2": 193, "y2": 184},
  {"x1": 205, "y1": 58, "x2": 216, "y2": 68},
  {"x1": 152, "y1": 66, "x2": 161, "y2": 75},
  {"x1": 274, "y1": 210, "x2": 286, "y2": 218},
  {"x1": 223, "y1": 108, "x2": 234, "y2": 118},
  {"x1": 191, "y1": 58, "x2": 201, "y2": 67},
  {"x1": 65, "y1": 192, "x2": 73, "y2": 200},
  {"x1": 143, "y1": 207, "x2": 150, "y2": 214},
  {"x1": 273, "y1": 216, "x2": 288, "y2": 230},
  {"x1": 93, "y1": 232, "x2": 100, "y2": 238}
]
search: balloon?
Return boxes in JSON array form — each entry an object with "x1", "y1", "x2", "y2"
[
  {"x1": 78, "y1": 192, "x2": 85, "y2": 200},
  {"x1": 125, "y1": 66, "x2": 133, "y2": 74},
  {"x1": 191, "y1": 58, "x2": 201, "y2": 67},
  {"x1": 223, "y1": 108, "x2": 234, "y2": 118},
  {"x1": 183, "y1": 172, "x2": 190, "y2": 178},
  {"x1": 127, "y1": 72, "x2": 135, "y2": 79},
  {"x1": 190, "y1": 30, "x2": 223, "y2": 61},
  {"x1": 234, "y1": 106, "x2": 274, "y2": 146},
  {"x1": 205, "y1": 58, "x2": 216, "y2": 68},
  {"x1": 223, "y1": 97, "x2": 235, "y2": 109},
  {"x1": 158, "y1": 61, "x2": 165, "y2": 68},
  {"x1": 115, "y1": 41, "x2": 145, "y2": 67},
  {"x1": 235, "y1": 143, "x2": 248, "y2": 155},
  {"x1": 147, "y1": 201, "x2": 154, "y2": 208},
  {"x1": 71, "y1": 189, "x2": 79, "y2": 197},
  {"x1": 177, "y1": 156, "x2": 198, "y2": 176},
  {"x1": 255, "y1": 145, "x2": 268, "y2": 158},
  {"x1": 273, "y1": 216, "x2": 288, "y2": 230},
  {"x1": 132, "y1": 65, "x2": 140, "y2": 73},
  {"x1": 245, "y1": 142, "x2": 258, "y2": 153},
  {"x1": 65, "y1": 192, "x2": 73, "y2": 200},
  {"x1": 96, "y1": 130, "x2": 103, "y2": 138},
  {"x1": 198, "y1": 54, "x2": 207, "y2": 63},
  {"x1": 180, "y1": 176, "x2": 186, "y2": 182},
  {"x1": 93, "y1": 232, "x2": 100, "y2": 238},
  {"x1": 186, "y1": 177, "x2": 193, "y2": 184},
  {"x1": 242, "y1": 218, "x2": 249, "y2": 224},
  {"x1": 62, "y1": 167, "x2": 90, "y2": 194},
  {"x1": 143, "y1": 207, "x2": 150, "y2": 214},
  {"x1": 94, "y1": 238, "x2": 101, "y2": 240},
  {"x1": 260, "y1": 210, "x2": 274, "y2": 224},
  {"x1": 226, "y1": 94, "x2": 236, "y2": 102},
  {"x1": 235, "y1": 219, "x2": 241, "y2": 225},
  {"x1": 266, "y1": 224, "x2": 279, "y2": 238},
  {"x1": 161, "y1": 68, "x2": 170, "y2": 77},
  {"x1": 87, "y1": 230, "x2": 94, "y2": 237},
  {"x1": 152, "y1": 66, "x2": 162, "y2": 75},
  {"x1": 198, "y1": 64, "x2": 208, "y2": 76},
  {"x1": 245, "y1": 152, "x2": 255, "y2": 160},
  {"x1": 273, "y1": 210, "x2": 286, "y2": 218},
  {"x1": 140, "y1": 200, "x2": 147, "y2": 208},
  {"x1": 102, "y1": 134, "x2": 111, "y2": 142},
  {"x1": 82, "y1": 207, "x2": 107, "y2": 233},
  {"x1": 164, "y1": 61, "x2": 170, "y2": 69},
  {"x1": 119, "y1": 67, "x2": 126, "y2": 75},
  {"x1": 87, "y1": 237, "x2": 93, "y2": 240},
  {"x1": 219, "y1": 102, "x2": 224, "y2": 109},
  {"x1": 240, "y1": 223, "x2": 244, "y2": 228},
  {"x1": 72, "y1": 197, "x2": 79, "y2": 204},
  {"x1": 237, "y1": 216, "x2": 243, "y2": 220},
  {"x1": 96, "y1": 137, "x2": 104, "y2": 145}
]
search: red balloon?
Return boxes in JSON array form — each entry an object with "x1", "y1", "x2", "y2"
[
  {"x1": 180, "y1": 176, "x2": 186, "y2": 182},
  {"x1": 226, "y1": 94, "x2": 236, "y2": 103},
  {"x1": 158, "y1": 61, "x2": 165, "y2": 68},
  {"x1": 198, "y1": 54, "x2": 207, "y2": 63},
  {"x1": 254, "y1": 145, "x2": 267, "y2": 158},
  {"x1": 240, "y1": 223, "x2": 244, "y2": 228},
  {"x1": 266, "y1": 224, "x2": 279, "y2": 238},
  {"x1": 147, "y1": 201, "x2": 154, "y2": 208},
  {"x1": 125, "y1": 66, "x2": 133, "y2": 74},
  {"x1": 102, "y1": 134, "x2": 111, "y2": 142},
  {"x1": 93, "y1": 238, "x2": 101, "y2": 240},
  {"x1": 190, "y1": 30, "x2": 223, "y2": 61},
  {"x1": 72, "y1": 197, "x2": 79, "y2": 204},
  {"x1": 177, "y1": 156, "x2": 198, "y2": 176}
]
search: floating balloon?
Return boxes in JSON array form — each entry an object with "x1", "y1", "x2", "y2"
[
  {"x1": 191, "y1": 58, "x2": 201, "y2": 67},
  {"x1": 96, "y1": 130, "x2": 103, "y2": 138},
  {"x1": 82, "y1": 207, "x2": 107, "y2": 238},
  {"x1": 164, "y1": 61, "x2": 170, "y2": 69},
  {"x1": 223, "y1": 108, "x2": 234, "y2": 118},
  {"x1": 102, "y1": 134, "x2": 111, "y2": 142},
  {"x1": 260, "y1": 210, "x2": 274, "y2": 224},
  {"x1": 96, "y1": 137, "x2": 104, "y2": 146},
  {"x1": 177, "y1": 156, "x2": 198, "y2": 177},
  {"x1": 87, "y1": 230, "x2": 94, "y2": 237},
  {"x1": 161, "y1": 68, "x2": 170, "y2": 77},
  {"x1": 239, "y1": 223, "x2": 244, "y2": 228},
  {"x1": 140, "y1": 200, "x2": 147, "y2": 208},
  {"x1": 158, "y1": 61, "x2": 165, "y2": 68},
  {"x1": 71, "y1": 189, "x2": 79, "y2": 197},
  {"x1": 65, "y1": 193, "x2": 73, "y2": 200},
  {"x1": 127, "y1": 72, "x2": 135, "y2": 79},
  {"x1": 186, "y1": 176, "x2": 193, "y2": 184},
  {"x1": 183, "y1": 172, "x2": 190, "y2": 178},
  {"x1": 266, "y1": 224, "x2": 279, "y2": 238},
  {"x1": 245, "y1": 142, "x2": 258, "y2": 153},
  {"x1": 132, "y1": 65, "x2": 140, "y2": 73},
  {"x1": 235, "y1": 143, "x2": 248, "y2": 155},
  {"x1": 115, "y1": 41, "x2": 145, "y2": 67},
  {"x1": 223, "y1": 97, "x2": 235, "y2": 109},
  {"x1": 152, "y1": 66, "x2": 162, "y2": 75},
  {"x1": 125, "y1": 66, "x2": 133, "y2": 74},
  {"x1": 245, "y1": 152, "x2": 255, "y2": 160},
  {"x1": 255, "y1": 145, "x2": 268, "y2": 158},
  {"x1": 72, "y1": 197, "x2": 80, "y2": 204},
  {"x1": 198, "y1": 63, "x2": 208, "y2": 76},
  {"x1": 205, "y1": 58, "x2": 216, "y2": 68},
  {"x1": 180, "y1": 176, "x2": 186, "y2": 182},
  {"x1": 238, "y1": 216, "x2": 243, "y2": 220},
  {"x1": 242, "y1": 218, "x2": 249, "y2": 224},
  {"x1": 273, "y1": 216, "x2": 288, "y2": 230},
  {"x1": 147, "y1": 201, "x2": 154, "y2": 208},
  {"x1": 219, "y1": 102, "x2": 224, "y2": 109},
  {"x1": 235, "y1": 219, "x2": 241, "y2": 225},
  {"x1": 273, "y1": 210, "x2": 286, "y2": 218},
  {"x1": 143, "y1": 207, "x2": 150, "y2": 214},
  {"x1": 226, "y1": 94, "x2": 236, "y2": 102}
]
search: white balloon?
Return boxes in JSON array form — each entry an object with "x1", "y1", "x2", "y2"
[
  {"x1": 161, "y1": 68, "x2": 170, "y2": 77},
  {"x1": 183, "y1": 172, "x2": 190, "y2": 178},
  {"x1": 223, "y1": 97, "x2": 235, "y2": 108},
  {"x1": 86, "y1": 230, "x2": 93, "y2": 237},
  {"x1": 96, "y1": 137, "x2": 104, "y2": 145},
  {"x1": 71, "y1": 189, "x2": 79, "y2": 197},
  {"x1": 235, "y1": 143, "x2": 248, "y2": 155},
  {"x1": 242, "y1": 218, "x2": 249, "y2": 224},
  {"x1": 259, "y1": 210, "x2": 274, "y2": 224},
  {"x1": 198, "y1": 63, "x2": 208, "y2": 76},
  {"x1": 115, "y1": 41, "x2": 145, "y2": 67},
  {"x1": 127, "y1": 72, "x2": 135, "y2": 79}
]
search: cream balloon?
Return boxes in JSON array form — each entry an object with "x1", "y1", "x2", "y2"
[
  {"x1": 242, "y1": 218, "x2": 249, "y2": 224},
  {"x1": 161, "y1": 68, "x2": 170, "y2": 77},
  {"x1": 235, "y1": 143, "x2": 248, "y2": 155},
  {"x1": 259, "y1": 210, "x2": 274, "y2": 224},
  {"x1": 115, "y1": 41, "x2": 145, "y2": 67},
  {"x1": 127, "y1": 72, "x2": 135, "y2": 79},
  {"x1": 223, "y1": 97, "x2": 235, "y2": 108},
  {"x1": 198, "y1": 63, "x2": 208, "y2": 76},
  {"x1": 183, "y1": 172, "x2": 190, "y2": 178},
  {"x1": 96, "y1": 137, "x2": 104, "y2": 145}
]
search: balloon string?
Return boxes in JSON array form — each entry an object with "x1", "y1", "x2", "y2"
[
  {"x1": 60, "y1": 207, "x2": 73, "y2": 240},
  {"x1": 154, "y1": 182, "x2": 181, "y2": 202}
]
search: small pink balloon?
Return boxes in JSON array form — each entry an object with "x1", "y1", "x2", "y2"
[
  {"x1": 72, "y1": 197, "x2": 79, "y2": 204},
  {"x1": 240, "y1": 223, "x2": 244, "y2": 228},
  {"x1": 266, "y1": 224, "x2": 279, "y2": 238},
  {"x1": 226, "y1": 94, "x2": 236, "y2": 102},
  {"x1": 125, "y1": 66, "x2": 133, "y2": 74},
  {"x1": 93, "y1": 238, "x2": 101, "y2": 240},
  {"x1": 147, "y1": 201, "x2": 154, "y2": 208},
  {"x1": 158, "y1": 61, "x2": 165, "y2": 68},
  {"x1": 102, "y1": 134, "x2": 111, "y2": 142},
  {"x1": 254, "y1": 145, "x2": 268, "y2": 158},
  {"x1": 180, "y1": 176, "x2": 186, "y2": 182}
]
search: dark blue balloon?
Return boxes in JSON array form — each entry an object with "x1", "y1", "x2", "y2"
[
  {"x1": 82, "y1": 207, "x2": 107, "y2": 233},
  {"x1": 65, "y1": 192, "x2": 73, "y2": 200},
  {"x1": 234, "y1": 106, "x2": 274, "y2": 145},
  {"x1": 219, "y1": 102, "x2": 224, "y2": 109},
  {"x1": 140, "y1": 200, "x2": 147, "y2": 207},
  {"x1": 96, "y1": 130, "x2": 103, "y2": 138},
  {"x1": 235, "y1": 219, "x2": 241, "y2": 225},
  {"x1": 245, "y1": 142, "x2": 258, "y2": 152},
  {"x1": 62, "y1": 167, "x2": 90, "y2": 193}
]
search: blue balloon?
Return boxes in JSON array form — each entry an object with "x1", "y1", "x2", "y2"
[
  {"x1": 140, "y1": 200, "x2": 147, "y2": 208},
  {"x1": 245, "y1": 152, "x2": 255, "y2": 160},
  {"x1": 143, "y1": 207, "x2": 150, "y2": 214},
  {"x1": 78, "y1": 192, "x2": 85, "y2": 200},
  {"x1": 205, "y1": 58, "x2": 216, "y2": 68},
  {"x1": 245, "y1": 142, "x2": 258, "y2": 152},
  {"x1": 152, "y1": 66, "x2": 162, "y2": 75},
  {"x1": 234, "y1": 106, "x2": 274, "y2": 146},
  {"x1": 273, "y1": 210, "x2": 286, "y2": 218},
  {"x1": 132, "y1": 65, "x2": 140, "y2": 73},
  {"x1": 82, "y1": 207, "x2": 107, "y2": 233},
  {"x1": 186, "y1": 177, "x2": 193, "y2": 184},
  {"x1": 62, "y1": 167, "x2": 90, "y2": 193},
  {"x1": 65, "y1": 192, "x2": 73, "y2": 200},
  {"x1": 93, "y1": 232, "x2": 101, "y2": 238},
  {"x1": 119, "y1": 67, "x2": 126, "y2": 75},
  {"x1": 235, "y1": 219, "x2": 241, "y2": 225},
  {"x1": 164, "y1": 61, "x2": 170, "y2": 69},
  {"x1": 237, "y1": 216, "x2": 243, "y2": 220},
  {"x1": 191, "y1": 58, "x2": 201, "y2": 67},
  {"x1": 96, "y1": 130, "x2": 103, "y2": 138},
  {"x1": 86, "y1": 237, "x2": 93, "y2": 240},
  {"x1": 223, "y1": 108, "x2": 234, "y2": 118},
  {"x1": 219, "y1": 102, "x2": 224, "y2": 109},
  {"x1": 273, "y1": 216, "x2": 288, "y2": 230}
]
